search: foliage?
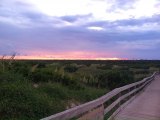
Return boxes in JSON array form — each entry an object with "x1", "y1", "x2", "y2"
[
  {"x1": 0, "y1": 59, "x2": 159, "y2": 120},
  {"x1": 98, "y1": 70, "x2": 134, "y2": 90},
  {"x1": 0, "y1": 81, "x2": 58, "y2": 120},
  {"x1": 64, "y1": 64, "x2": 78, "y2": 73}
]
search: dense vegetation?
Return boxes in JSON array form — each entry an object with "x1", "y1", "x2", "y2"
[{"x1": 0, "y1": 57, "x2": 160, "y2": 120}]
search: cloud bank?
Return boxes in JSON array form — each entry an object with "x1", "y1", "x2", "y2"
[{"x1": 0, "y1": 0, "x2": 160, "y2": 59}]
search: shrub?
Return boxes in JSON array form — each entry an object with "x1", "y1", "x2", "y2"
[
  {"x1": 134, "y1": 70, "x2": 149, "y2": 74},
  {"x1": 30, "y1": 70, "x2": 53, "y2": 83},
  {"x1": 38, "y1": 83, "x2": 68, "y2": 100},
  {"x1": 61, "y1": 75, "x2": 84, "y2": 90},
  {"x1": 98, "y1": 70, "x2": 134, "y2": 90},
  {"x1": 0, "y1": 72, "x2": 25, "y2": 83},
  {"x1": 64, "y1": 65, "x2": 78, "y2": 73},
  {"x1": 0, "y1": 82, "x2": 58, "y2": 120}
]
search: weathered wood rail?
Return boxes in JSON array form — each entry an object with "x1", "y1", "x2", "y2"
[{"x1": 41, "y1": 72, "x2": 159, "y2": 120}]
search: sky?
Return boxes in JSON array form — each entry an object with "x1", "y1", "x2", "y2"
[{"x1": 0, "y1": 0, "x2": 160, "y2": 60}]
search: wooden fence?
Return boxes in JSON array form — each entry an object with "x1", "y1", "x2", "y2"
[{"x1": 41, "y1": 72, "x2": 158, "y2": 120}]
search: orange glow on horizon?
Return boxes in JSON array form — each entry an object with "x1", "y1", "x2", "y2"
[
  {"x1": 0, "y1": 51, "x2": 127, "y2": 60},
  {"x1": 15, "y1": 56, "x2": 124, "y2": 60}
]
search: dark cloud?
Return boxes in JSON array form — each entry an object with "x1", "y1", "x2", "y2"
[
  {"x1": 0, "y1": 0, "x2": 160, "y2": 59},
  {"x1": 1, "y1": 18, "x2": 160, "y2": 54},
  {"x1": 60, "y1": 14, "x2": 92, "y2": 23},
  {"x1": 22, "y1": 12, "x2": 44, "y2": 20},
  {"x1": 85, "y1": 14, "x2": 160, "y2": 32},
  {"x1": 114, "y1": 0, "x2": 137, "y2": 8},
  {"x1": 107, "y1": 0, "x2": 137, "y2": 12},
  {"x1": 14, "y1": 1, "x2": 32, "y2": 7},
  {"x1": 0, "y1": 0, "x2": 50, "y2": 26},
  {"x1": 114, "y1": 14, "x2": 160, "y2": 26},
  {"x1": 60, "y1": 16, "x2": 78, "y2": 22}
]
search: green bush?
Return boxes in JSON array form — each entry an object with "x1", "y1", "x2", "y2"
[
  {"x1": 0, "y1": 82, "x2": 57, "y2": 120},
  {"x1": 30, "y1": 69, "x2": 83, "y2": 90},
  {"x1": 38, "y1": 83, "x2": 68, "y2": 100},
  {"x1": 70, "y1": 87, "x2": 107, "y2": 102},
  {"x1": 134, "y1": 70, "x2": 149, "y2": 74},
  {"x1": 30, "y1": 70, "x2": 52, "y2": 83},
  {"x1": 64, "y1": 65, "x2": 78, "y2": 73},
  {"x1": 98, "y1": 70, "x2": 134, "y2": 90},
  {"x1": 0, "y1": 72, "x2": 25, "y2": 83},
  {"x1": 9, "y1": 62, "x2": 31, "y2": 77},
  {"x1": 62, "y1": 76, "x2": 84, "y2": 90}
]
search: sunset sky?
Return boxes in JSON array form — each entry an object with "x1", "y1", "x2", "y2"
[{"x1": 0, "y1": 0, "x2": 160, "y2": 59}]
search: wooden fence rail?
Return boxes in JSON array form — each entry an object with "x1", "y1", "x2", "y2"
[{"x1": 41, "y1": 72, "x2": 159, "y2": 120}]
